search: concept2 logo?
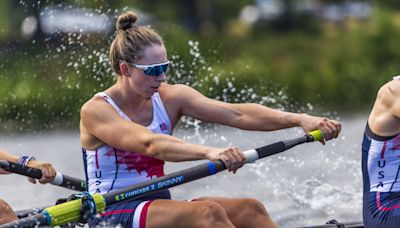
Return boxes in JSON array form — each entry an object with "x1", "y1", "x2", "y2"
[{"x1": 115, "y1": 176, "x2": 185, "y2": 201}]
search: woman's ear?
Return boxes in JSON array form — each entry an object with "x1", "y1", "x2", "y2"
[{"x1": 120, "y1": 63, "x2": 130, "y2": 76}]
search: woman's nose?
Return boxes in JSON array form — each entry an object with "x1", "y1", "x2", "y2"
[{"x1": 156, "y1": 72, "x2": 166, "y2": 81}]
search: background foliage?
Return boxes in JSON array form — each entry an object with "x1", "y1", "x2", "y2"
[{"x1": 1, "y1": 0, "x2": 400, "y2": 131}]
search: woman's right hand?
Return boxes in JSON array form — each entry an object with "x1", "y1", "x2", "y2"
[
  {"x1": 27, "y1": 161, "x2": 56, "y2": 184},
  {"x1": 206, "y1": 147, "x2": 246, "y2": 173}
]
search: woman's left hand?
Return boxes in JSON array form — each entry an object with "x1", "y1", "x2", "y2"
[{"x1": 299, "y1": 114, "x2": 342, "y2": 144}]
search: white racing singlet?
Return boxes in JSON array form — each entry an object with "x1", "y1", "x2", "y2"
[
  {"x1": 83, "y1": 92, "x2": 172, "y2": 194},
  {"x1": 366, "y1": 133, "x2": 400, "y2": 192}
]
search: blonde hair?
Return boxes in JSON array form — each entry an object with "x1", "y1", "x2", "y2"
[{"x1": 109, "y1": 11, "x2": 164, "y2": 75}]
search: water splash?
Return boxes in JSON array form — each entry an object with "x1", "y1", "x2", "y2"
[{"x1": 169, "y1": 40, "x2": 294, "y2": 131}]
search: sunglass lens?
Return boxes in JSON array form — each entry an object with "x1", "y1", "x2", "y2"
[
  {"x1": 144, "y1": 67, "x2": 155, "y2": 76},
  {"x1": 143, "y1": 64, "x2": 169, "y2": 76},
  {"x1": 162, "y1": 64, "x2": 168, "y2": 72},
  {"x1": 154, "y1": 67, "x2": 163, "y2": 76}
]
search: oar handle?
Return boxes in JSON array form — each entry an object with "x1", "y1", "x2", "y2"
[
  {"x1": 308, "y1": 129, "x2": 324, "y2": 141},
  {"x1": 0, "y1": 160, "x2": 86, "y2": 191}
]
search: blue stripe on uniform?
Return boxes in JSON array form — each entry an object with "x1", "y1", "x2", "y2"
[{"x1": 108, "y1": 148, "x2": 119, "y2": 193}]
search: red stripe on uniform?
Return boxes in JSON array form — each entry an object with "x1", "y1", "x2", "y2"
[
  {"x1": 380, "y1": 141, "x2": 387, "y2": 159},
  {"x1": 139, "y1": 201, "x2": 154, "y2": 228},
  {"x1": 95, "y1": 148, "x2": 99, "y2": 169}
]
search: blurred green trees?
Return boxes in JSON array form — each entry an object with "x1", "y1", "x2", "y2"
[{"x1": 1, "y1": 0, "x2": 400, "y2": 130}]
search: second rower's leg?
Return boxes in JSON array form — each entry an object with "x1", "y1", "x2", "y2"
[
  {"x1": 197, "y1": 196, "x2": 279, "y2": 228},
  {"x1": 146, "y1": 199, "x2": 235, "y2": 228},
  {"x1": 0, "y1": 199, "x2": 18, "y2": 225}
]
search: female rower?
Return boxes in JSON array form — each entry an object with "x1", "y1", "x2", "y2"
[
  {"x1": 80, "y1": 11, "x2": 341, "y2": 228},
  {"x1": 0, "y1": 149, "x2": 56, "y2": 224},
  {"x1": 362, "y1": 76, "x2": 400, "y2": 228}
]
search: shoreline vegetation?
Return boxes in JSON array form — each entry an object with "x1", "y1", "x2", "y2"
[{"x1": 1, "y1": 4, "x2": 399, "y2": 131}]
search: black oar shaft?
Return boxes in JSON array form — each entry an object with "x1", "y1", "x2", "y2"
[
  {"x1": 298, "y1": 221, "x2": 364, "y2": 228},
  {"x1": 0, "y1": 160, "x2": 86, "y2": 191},
  {"x1": 0, "y1": 160, "x2": 42, "y2": 178},
  {"x1": 1, "y1": 214, "x2": 48, "y2": 228},
  {"x1": 256, "y1": 135, "x2": 312, "y2": 159},
  {"x1": 15, "y1": 206, "x2": 47, "y2": 219},
  {"x1": 56, "y1": 174, "x2": 86, "y2": 191}
]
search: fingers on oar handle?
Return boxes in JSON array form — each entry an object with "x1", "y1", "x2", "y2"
[
  {"x1": 23, "y1": 166, "x2": 43, "y2": 179},
  {"x1": 308, "y1": 130, "x2": 324, "y2": 141}
]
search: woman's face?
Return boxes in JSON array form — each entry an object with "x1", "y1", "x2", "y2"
[{"x1": 127, "y1": 44, "x2": 168, "y2": 97}]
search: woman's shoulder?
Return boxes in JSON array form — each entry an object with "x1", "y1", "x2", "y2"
[
  {"x1": 82, "y1": 94, "x2": 102, "y2": 106},
  {"x1": 80, "y1": 93, "x2": 109, "y2": 115},
  {"x1": 160, "y1": 83, "x2": 192, "y2": 90},
  {"x1": 159, "y1": 83, "x2": 196, "y2": 97},
  {"x1": 158, "y1": 83, "x2": 203, "y2": 110}
]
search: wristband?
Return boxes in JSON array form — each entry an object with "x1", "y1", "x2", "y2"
[{"x1": 17, "y1": 155, "x2": 36, "y2": 166}]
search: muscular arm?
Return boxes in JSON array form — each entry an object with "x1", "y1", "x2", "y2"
[
  {"x1": 186, "y1": 99, "x2": 301, "y2": 131},
  {"x1": 80, "y1": 97, "x2": 221, "y2": 162},
  {"x1": 174, "y1": 84, "x2": 338, "y2": 134}
]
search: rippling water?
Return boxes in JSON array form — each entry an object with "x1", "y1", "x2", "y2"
[{"x1": 0, "y1": 114, "x2": 366, "y2": 227}]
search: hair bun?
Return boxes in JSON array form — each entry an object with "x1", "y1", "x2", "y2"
[{"x1": 116, "y1": 11, "x2": 138, "y2": 31}]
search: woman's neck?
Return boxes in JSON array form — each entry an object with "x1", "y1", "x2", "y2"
[{"x1": 107, "y1": 80, "x2": 150, "y2": 108}]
